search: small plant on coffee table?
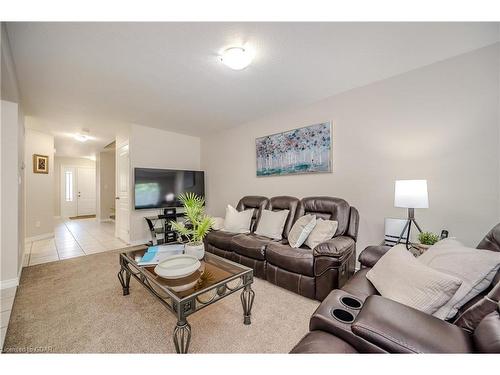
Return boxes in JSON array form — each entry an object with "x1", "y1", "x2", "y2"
[
  {"x1": 169, "y1": 192, "x2": 213, "y2": 245},
  {"x1": 418, "y1": 231, "x2": 439, "y2": 246}
]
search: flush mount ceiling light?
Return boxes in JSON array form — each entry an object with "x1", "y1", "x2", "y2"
[
  {"x1": 73, "y1": 128, "x2": 92, "y2": 142},
  {"x1": 220, "y1": 47, "x2": 253, "y2": 70},
  {"x1": 73, "y1": 133, "x2": 90, "y2": 142}
]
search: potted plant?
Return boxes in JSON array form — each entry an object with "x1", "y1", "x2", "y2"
[
  {"x1": 170, "y1": 192, "x2": 213, "y2": 260},
  {"x1": 416, "y1": 231, "x2": 440, "y2": 253}
]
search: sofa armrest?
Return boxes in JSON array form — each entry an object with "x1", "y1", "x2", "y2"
[
  {"x1": 358, "y1": 245, "x2": 391, "y2": 268},
  {"x1": 313, "y1": 236, "x2": 355, "y2": 259},
  {"x1": 351, "y1": 295, "x2": 473, "y2": 353}
]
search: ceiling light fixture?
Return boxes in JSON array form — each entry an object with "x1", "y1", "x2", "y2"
[
  {"x1": 74, "y1": 133, "x2": 90, "y2": 142},
  {"x1": 220, "y1": 47, "x2": 253, "y2": 70}
]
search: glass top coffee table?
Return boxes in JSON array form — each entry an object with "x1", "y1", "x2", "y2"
[{"x1": 117, "y1": 245, "x2": 255, "y2": 353}]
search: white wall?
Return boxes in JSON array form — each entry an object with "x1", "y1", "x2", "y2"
[
  {"x1": 128, "y1": 124, "x2": 201, "y2": 243},
  {"x1": 1, "y1": 101, "x2": 21, "y2": 286},
  {"x1": 201, "y1": 44, "x2": 500, "y2": 253},
  {"x1": 96, "y1": 150, "x2": 115, "y2": 221},
  {"x1": 53, "y1": 156, "x2": 96, "y2": 217},
  {"x1": 25, "y1": 124, "x2": 55, "y2": 238},
  {"x1": 1, "y1": 25, "x2": 26, "y2": 288}
]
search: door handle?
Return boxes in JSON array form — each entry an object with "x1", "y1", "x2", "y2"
[{"x1": 115, "y1": 197, "x2": 120, "y2": 200}]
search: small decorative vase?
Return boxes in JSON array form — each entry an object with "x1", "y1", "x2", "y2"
[{"x1": 184, "y1": 242, "x2": 205, "y2": 260}]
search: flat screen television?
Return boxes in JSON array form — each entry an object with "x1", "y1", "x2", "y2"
[{"x1": 134, "y1": 168, "x2": 205, "y2": 209}]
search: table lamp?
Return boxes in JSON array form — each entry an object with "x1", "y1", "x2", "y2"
[{"x1": 394, "y1": 179, "x2": 428, "y2": 249}]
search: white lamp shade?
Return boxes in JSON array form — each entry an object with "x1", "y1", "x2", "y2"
[{"x1": 394, "y1": 180, "x2": 429, "y2": 209}]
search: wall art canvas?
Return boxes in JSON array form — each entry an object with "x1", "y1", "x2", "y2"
[
  {"x1": 33, "y1": 154, "x2": 49, "y2": 174},
  {"x1": 256, "y1": 122, "x2": 332, "y2": 177}
]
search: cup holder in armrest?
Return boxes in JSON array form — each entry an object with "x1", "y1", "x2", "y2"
[
  {"x1": 340, "y1": 296, "x2": 362, "y2": 310},
  {"x1": 331, "y1": 308, "x2": 355, "y2": 323}
]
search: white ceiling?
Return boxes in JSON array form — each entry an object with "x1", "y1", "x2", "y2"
[{"x1": 6, "y1": 22, "x2": 500, "y2": 157}]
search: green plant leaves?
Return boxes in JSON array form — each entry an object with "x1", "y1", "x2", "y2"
[
  {"x1": 418, "y1": 231, "x2": 439, "y2": 246},
  {"x1": 172, "y1": 192, "x2": 213, "y2": 244}
]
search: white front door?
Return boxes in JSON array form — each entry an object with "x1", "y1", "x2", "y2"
[
  {"x1": 115, "y1": 143, "x2": 130, "y2": 243},
  {"x1": 76, "y1": 167, "x2": 96, "y2": 216},
  {"x1": 61, "y1": 166, "x2": 96, "y2": 217}
]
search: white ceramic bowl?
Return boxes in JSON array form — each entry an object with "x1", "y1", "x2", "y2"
[{"x1": 154, "y1": 254, "x2": 201, "y2": 279}]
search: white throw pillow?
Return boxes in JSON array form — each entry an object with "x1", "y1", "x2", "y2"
[
  {"x1": 418, "y1": 238, "x2": 500, "y2": 320},
  {"x1": 222, "y1": 205, "x2": 254, "y2": 234},
  {"x1": 210, "y1": 217, "x2": 225, "y2": 231},
  {"x1": 304, "y1": 218, "x2": 338, "y2": 249},
  {"x1": 366, "y1": 245, "x2": 462, "y2": 314},
  {"x1": 288, "y1": 215, "x2": 317, "y2": 248},
  {"x1": 254, "y1": 209, "x2": 290, "y2": 240}
]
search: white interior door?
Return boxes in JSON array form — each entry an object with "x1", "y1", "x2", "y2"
[
  {"x1": 61, "y1": 166, "x2": 77, "y2": 217},
  {"x1": 115, "y1": 143, "x2": 130, "y2": 243},
  {"x1": 77, "y1": 167, "x2": 96, "y2": 216}
]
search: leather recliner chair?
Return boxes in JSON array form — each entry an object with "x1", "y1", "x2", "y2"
[
  {"x1": 205, "y1": 195, "x2": 359, "y2": 300},
  {"x1": 290, "y1": 223, "x2": 500, "y2": 353}
]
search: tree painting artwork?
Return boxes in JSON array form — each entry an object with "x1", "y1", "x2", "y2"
[{"x1": 256, "y1": 122, "x2": 332, "y2": 177}]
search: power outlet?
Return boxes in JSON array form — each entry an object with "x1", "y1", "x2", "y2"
[{"x1": 35, "y1": 221, "x2": 41, "y2": 228}]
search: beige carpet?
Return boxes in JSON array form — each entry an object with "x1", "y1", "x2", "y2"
[{"x1": 3, "y1": 248, "x2": 319, "y2": 353}]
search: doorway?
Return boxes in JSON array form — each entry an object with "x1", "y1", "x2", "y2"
[{"x1": 60, "y1": 165, "x2": 96, "y2": 218}]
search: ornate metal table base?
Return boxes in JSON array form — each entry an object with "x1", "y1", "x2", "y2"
[
  {"x1": 241, "y1": 285, "x2": 255, "y2": 325},
  {"x1": 173, "y1": 321, "x2": 191, "y2": 354},
  {"x1": 117, "y1": 250, "x2": 255, "y2": 354},
  {"x1": 117, "y1": 258, "x2": 131, "y2": 296}
]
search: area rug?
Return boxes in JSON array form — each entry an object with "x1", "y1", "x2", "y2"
[{"x1": 3, "y1": 248, "x2": 319, "y2": 353}]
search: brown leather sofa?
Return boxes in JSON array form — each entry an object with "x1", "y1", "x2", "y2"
[
  {"x1": 291, "y1": 223, "x2": 500, "y2": 353},
  {"x1": 205, "y1": 195, "x2": 359, "y2": 300}
]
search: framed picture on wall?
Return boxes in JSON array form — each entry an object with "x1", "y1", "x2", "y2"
[
  {"x1": 33, "y1": 154, "x2": 49, "y2": 174},
  {"x1": 255, "y1": 122, "x2": 332, "y2": 177}
]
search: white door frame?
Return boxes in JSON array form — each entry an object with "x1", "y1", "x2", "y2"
[
  {"x1": 60, "y1": 165, "x2": 96, "y2": 218},
  {"x1": 115, "y1": 143, "x2": 130, "y2": 243}
]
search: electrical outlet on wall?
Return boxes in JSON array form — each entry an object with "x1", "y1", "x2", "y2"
[{"x1": 35, "y1": 221, "x2": 41, "y2": 228}]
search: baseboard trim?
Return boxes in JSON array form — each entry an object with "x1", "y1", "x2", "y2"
[
  {"x1": 25, "y1": 232, "x2": 54, "y2": 242},
  {"x1": 0, "y1": 277, "x2": 19, "y2": 290}
]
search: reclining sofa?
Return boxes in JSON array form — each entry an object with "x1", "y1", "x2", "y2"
[
  {"x1": 290, "y1": 223, "x2": 500, "y2": 353},
  {"x1": 204, "y1": 195, "x2": 359, "y2": 301}
]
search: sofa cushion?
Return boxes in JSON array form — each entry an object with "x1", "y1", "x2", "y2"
[
  {"x1": 266, "y1": 242, "x2": 314, "y2": 276},
  {"x1": 205, "y1": 230, "x2": 238, "y2": 251},
  {"x1": 223, "y1": 205, "x2": 254, "y2": 234},
  {"x1": 418, "y1": 238, "x2": 500, "y2": 320},
  {"x1": 288, "y1": 214, "x2": 317, "y2": 248},
  {"x1": 304, "y1": 218, "x2": 338, "y2": 249},
  {"x1": 231, "y1": 233, "x2": 272, "y2": 260},
  {"x1": 366, "y1": 245, "x2": 462, "y2": 315},
  {"x1": 254, "y1": 209, "x2": 290, "y2": 240},
  {"x1": 290, "y1": 331, "x2": 358, "y2": 354}
]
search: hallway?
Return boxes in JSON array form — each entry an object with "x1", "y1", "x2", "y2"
[{"x1": 25, "y1": 218, "x2": 127, "y2": 266}]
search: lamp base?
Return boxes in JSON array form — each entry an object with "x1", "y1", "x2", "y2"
[{"x1": 396, "y1": 208, "x2": 423, "y2": 250}]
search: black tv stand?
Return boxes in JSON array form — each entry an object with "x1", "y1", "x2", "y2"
[{"x1": 144, "y1": 208, "x2": 186, "y2": 245}]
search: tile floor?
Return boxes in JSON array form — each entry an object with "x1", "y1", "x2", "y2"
[
  {"x1": 25, "y1": 218, "x2": 128, "y2": 266},
  {"x1": 1, "y1": 286, "x2": 17, "y2": 347}
]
